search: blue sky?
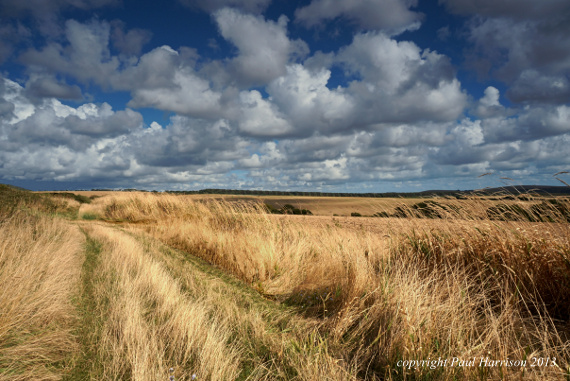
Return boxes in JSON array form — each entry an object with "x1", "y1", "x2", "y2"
[{"x1": 1, "y1": 0, "x2": 569, "y2": 192}]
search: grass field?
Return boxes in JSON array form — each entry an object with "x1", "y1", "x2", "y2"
[{"x1": 2, "y1": 185, "x2": 570, "y2": 380}]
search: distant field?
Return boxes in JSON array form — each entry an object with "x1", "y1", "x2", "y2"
[
  {"x1": 192, "y1": 194, "x2": 426, "y2": 216},
  {"x1": 39, "y1": 191, "x2": 430, "y2": 216},
  {"x1": 42, "y1": 191, "x2": 420, "y2": 212},
  {"x1": 41, "y1": 190, "x2": 567, "y2": 217}
]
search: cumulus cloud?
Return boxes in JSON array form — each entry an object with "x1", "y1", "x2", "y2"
[
  {"x1": 20, "y1": 20, "x2": 223, "y2": 119},
  {"x1": 236, "y1": 90, "x2": 292, "y2": 136},
  {"x1": 267, "y1": 64, "x2": 354, "y2": 135},
  {"x1": 336, "y1": 32, "x2": 466, "y2": 123},
  {"x1": 507, "y1": 70, "x2": 570, "y2": 104},
  {"x1": 430, "y1": 119, "x2": 489, "y2": 165},
  {"x1": 24, "y1": 75, "x2": 83, "y2": 101},
  {"x1": 125, "y1": 47, "x2": 222, "y2": 118},
  {"x1": 20, "y1": 19, "x2": 119, "y2": 86},
  {"x1": 129, "y1": 116, "x2": 247, "y2": 168},
  {"x1": 295, "y1": 0, "x2": 422, "y2": 34},
  {"x1": 214, "y1": 8, "x2": 309, "y2": 86},
  {"x1": 0, "y1": 81, "x2": 142, "y2": 187},
  {"x1": 3, "y1": 99, "x2": 141, "y2": 154},
  {"x1": 482, "y1": 105, "x2": 570, "y2": 143},
  {"x1": 2, "y1": 71, "x2": 569, "y2": 190},
  {"x1": 230, "y1": 34, "x2": 467, "y2": 141},
  {"x1": 111, "y1": 20, "x2": 152, "y2": 57},
  {"x1": 0, "y1": 79, "x2": 250, "y2": 187},
  {"x1": 474, "y1": 86, "x2": 507, "y2": 118},
  {"x1": 441, "y1": 0, "x2": 570, "y2": 105},
  {"x1": 3, "y1": 7, "x2": 569, "y2": 191}
]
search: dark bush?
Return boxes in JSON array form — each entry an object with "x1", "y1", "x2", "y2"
[
  {"x1": 486, "y1": 200, "x2": 570, "y2": 222},
  {"x1": 264, "y1": 204, "x2": 282, "y2": 214},
  {"x1": 392, "y1": 200, "x2": 461, "y2": 219},
  {"x1": 530, "y1": 200, "x2": 570, "y2": 222},
  {"x1": 46, "y1": 192, "x2": 92, "y2": 204},
  {"x1": 486, "y1": 203, "x2": 535, "y2": 221},
  {"x1": 267, "y1": 203, "x2": 313, "y2": 215}
]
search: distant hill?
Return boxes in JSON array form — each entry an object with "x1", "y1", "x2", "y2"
[
  {"x1": 473, "y1": 185, "x2": 570, "y2": 195},
  {"x1": 167, "y1": 185, "x2": 570, "y2": 198},
  {"x1": 0, "y1": 183, "x2": 29, "y2": 191},
  {"x1": 3, "y1": 183, "x2": 569, "y2": 198}
]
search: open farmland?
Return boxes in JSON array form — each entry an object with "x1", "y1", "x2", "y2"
[
  {"x1": 53, "y1": 191, "x2": 429, "y2": 216},
  {"x1": 2, "y1": 185, "x2": 570, "y2": 380}
]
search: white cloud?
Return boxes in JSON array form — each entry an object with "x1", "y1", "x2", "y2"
[
  {"x1": 474, "y1": 86, "x2": 507, "y2": 118},
  {"x1": 337, "y1": 32, "x2": 467, "y2": 123},
  {"x1": 3, "y1": 79, "x2": 35, "y2": 123},
  {"x1": 22, "y1": 21, "x2": 224, "y2": 118},
  {"x1": 295, "y1": 0, "x2": 422, "y2": 34},
  {"x1": 111, "y1": 20, "x2": 152, "y2": 57},
  {"x1": 238, "y1": 141, "x2": 285, "y2": 168},
  {"x1": 480, "y1": 86, "x2": 500, "y2": 107},
  {"x1": 129, "y1": 115, "x2": 249, "y2": 168},
  {"x1": 0, "y1": 82, "x2": 253, "y2": 187},
  {"x1": 0, "y1": 78, "x2": 142, "y2": 155},
  {"x1": 24, "y1": 74, "x2": 83, "y2": 101},
  {"x1": 267, "y1": 64, "x2": 354, "y2": 134},
  {"x1": 430, "y1": 119, "x2": 489, "y2": 165},
  {"x1": 21, "y1": 19, "x2": 119, "y2": 85},
  {"x1": 214, "y1": 8, "x2": 308, "y2": 86},
  {"x1": 482, "y1": 105, "x2": 570, "y2": 143},
  {"x1": 237, "y1": 90, "x2": 292, "y2": 136},
  {"x1": 127, "y1": 61, "x2": 222, "y2": 118}
]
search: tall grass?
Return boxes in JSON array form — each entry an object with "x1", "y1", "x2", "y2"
[
  {"x1": 0, "y1": 213, "x2": 83, "y2": 380},
  {"x1": 81, "y1": 222, "x2": 356, "y2": 380},
  {"x1": 82, "y1": 192, "x2": 570, "y2": 379},
  {"x1": 82, "y1": 223, "x2": 242, "y2": 380}
]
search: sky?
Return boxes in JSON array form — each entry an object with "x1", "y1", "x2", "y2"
[{"x1": 0, "y1": 0, "x2": 569, "y2": 192}]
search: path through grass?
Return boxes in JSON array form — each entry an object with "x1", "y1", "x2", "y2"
[
  {"x1": 63, "y1": 235, "x2": 105, "y2": 381},
  {"x1": 69, "y1": 222, "x2": 353, "y2": 380}
]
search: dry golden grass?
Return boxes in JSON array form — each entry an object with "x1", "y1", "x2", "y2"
[
  {"x1": 83, "y1": 223, "x2": 243, "y2": 380},
  {"x1": 78, "y1": 192, "x2": 570, "y2": 380},
  {"x1": 80, "y1": 222, "x2": 355, "y2": 380},
  {"x1": 0, "y1": 213, "x2": 84, "y2": 381},
  {"x1": 4, "y1": 186, "x2": 569, "y2": 380}
]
